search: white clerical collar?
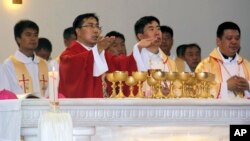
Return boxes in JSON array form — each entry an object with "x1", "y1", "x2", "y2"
[
  {"x1": 217, "y1": 48, "x2": 238, "y2": 63},
  {"x1": 15, "y1": 50, "x2": 39, "y2": 64},
  {"x1": 76, "y1": 40, "x2": 94, "y2": 51}
]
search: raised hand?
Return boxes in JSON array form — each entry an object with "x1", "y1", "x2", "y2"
[
  {"x1": 137, "y1": 37, "x2": 159, "y2": 49},
  {"x1": 97, "y1": 36, "x2": 116, "y2": 53}
]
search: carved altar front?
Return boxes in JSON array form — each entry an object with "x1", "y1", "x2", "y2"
[{"x1": 21, "y1": 98, "x2": 250, "y2": 141}]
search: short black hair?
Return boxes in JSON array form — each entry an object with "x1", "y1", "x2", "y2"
[
  {"x1": 183, "y1": 43, "x2": 201, "y2": 55},
  {"x1": 160, "y1": 25, "x2": 173, "y2": 37},
  {"x1": 72, "y1": 13, "x2": 99, "y2": 32},
  {"x1": 63, "y1": 27, "x2": 75, "y2": 40},
  {"x1": 217, "y1": 21, "x2": 241, "y2": 38},
  {"x1": 134, "y1": 16, "x2": 160, "y2": 37},
  {"x1": 14, "y1": 20, "x2": 39, "y2": 45},
  {"x1": 36, "y1": 38, "x2": 52, "y2": 52},
  {"x1": 176, "y1": 44, "x2": 187, "y2": 57},
  {"x1": 105, "y1": 31, "x2": 125, "y2": 41}
]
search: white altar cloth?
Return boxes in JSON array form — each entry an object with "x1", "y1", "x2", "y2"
[{"x1": 0, "y1": 100, "x2": 21, "y2": 141}]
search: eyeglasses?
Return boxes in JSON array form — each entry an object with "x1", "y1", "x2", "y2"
[{"x1": 80, "y1": 24, "x2": 102, "y2": 30}]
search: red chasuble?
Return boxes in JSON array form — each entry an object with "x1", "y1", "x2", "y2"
[{"x1": 59, "y1": 41, "x2": 137, "y2": 98}]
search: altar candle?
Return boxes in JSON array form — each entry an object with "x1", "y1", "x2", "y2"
[{"x1": 48, "y1": 67, "x2": 59, "y2": 103}]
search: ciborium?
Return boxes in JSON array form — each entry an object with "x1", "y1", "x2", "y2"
[
  {"x1": 152, "y1": 70, "x2": 167, "y2": 99},
  {"x1": 106, "y1": 72, "x2": 117, "y2": 98},
  {"x1": 113, "y1": 71, "x2": 128, "y2": 98},
  {"x1": 125, "y1": 76, "x2": 137, "y2": 98},
  {"x1": 132, "y1": 71, "x2": 148, "y2": 98},
  {"x1": 195, "y1": 72, "x2": 215, "y2": 98},
  {"x1": 165, "y1": 72, "x2": 179, "y2": 98}
]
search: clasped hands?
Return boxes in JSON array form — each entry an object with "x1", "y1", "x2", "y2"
[{"x1": 227, "y1": 75, "x2": 249, "y2": 92}]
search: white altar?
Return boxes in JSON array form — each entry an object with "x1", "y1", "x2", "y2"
[{"x1": 20, "y1": 98, "x2": 250, "y2": 141}]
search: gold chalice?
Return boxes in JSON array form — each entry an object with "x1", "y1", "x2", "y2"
[
  {"x1": 113, "y1": 71, "x2": 128, "y2": 98},
  {"x1": 125, "y1": 76, "x2": 137, "y2": 97},
  {"x1": 195, "y1": 72, "x2": 215, "y2": 98},
  {"x1": 152, "y1": 70, "x2": 167, "y2": 98},
  {"x1": 147, "y1": 69, "x2": 160, "y2": 98},
  {"x1": 132, "y1": 71, "x2": 148, "y2": 98},
  {"x1": 147, "y1": 75, "x2": 158, "y2": 98},
  {"x1": 165, "y1": 72, "x2": 179, "y2": 98},
  {"x1": 106, "y1": 72, "x2": 117, "y2": 98},
  {"x1": 178, "y1": 72, "x2": 191, "y2": 97}
]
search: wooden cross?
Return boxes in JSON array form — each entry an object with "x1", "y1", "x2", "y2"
[{"x1": 19, "y1": 74, "x2": 29, "y2": 93}]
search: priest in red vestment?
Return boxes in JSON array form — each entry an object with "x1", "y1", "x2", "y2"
[
  {"x1": 59, "y1": 13, "x2": 129, "y2": 98},
  {"x1": 59, "y1": 13, "x2": 176, "y2": 98}
]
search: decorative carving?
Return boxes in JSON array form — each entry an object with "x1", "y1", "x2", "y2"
[{"x1": 21, "y1": 99, "x2": 250, "y2": 127}]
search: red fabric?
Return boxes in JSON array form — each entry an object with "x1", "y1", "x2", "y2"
[
  {"x1": 59, "y1": 41, "x2": 138, "y2": 98},
  {"x1": 0, "y1": 89, "x2": 17, "y2": 100}
]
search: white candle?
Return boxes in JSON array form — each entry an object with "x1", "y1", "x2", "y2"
[{"x1": 48, "y1": 67, "x2": 59, "y2": 103}]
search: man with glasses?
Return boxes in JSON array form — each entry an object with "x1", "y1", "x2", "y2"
[{"x1": 59, "y1": 13, "x2": 116, "y2": 98}]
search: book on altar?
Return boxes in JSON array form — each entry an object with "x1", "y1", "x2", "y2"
[{"x1": 16, "y1": 93, "x2": 44, "y2": 99}]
